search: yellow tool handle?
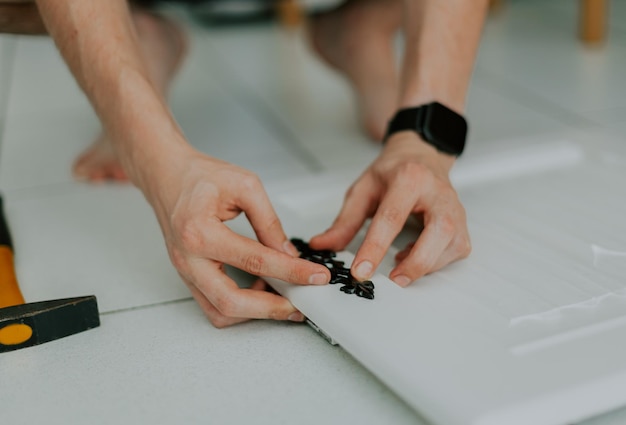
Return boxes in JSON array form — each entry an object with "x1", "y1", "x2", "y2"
[
  {"x1": 0, "y1": 245, "x2": 25, "y2": 309},
  {"x1": 0, "y1": 244, "x2": 32, "y2": 347}
]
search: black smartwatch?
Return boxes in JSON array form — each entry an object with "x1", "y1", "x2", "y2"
[{"x1": 384, "y1": 102, "x2": 467, "y2": 156}]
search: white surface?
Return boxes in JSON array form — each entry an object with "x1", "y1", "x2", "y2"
[
  {"x1": 259, "y1": 144, "x2": 626, "y2": 425},
  {"x1": 4, "y1": 185, "x2": 187, "y2": 312},
  {"x1": 1, "y1": 1, "x2": 626, "y2": 424},
  {"x1": 0, "y1": 35, "x2": 15, "y2": 137},
  {"x1": 1, "y1": 300, "x2": 420, "y2": 425}
]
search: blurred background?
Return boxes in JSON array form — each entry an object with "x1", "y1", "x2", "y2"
[{"x1": 0, "y1": 0, "x2": 625, "y2": 188}]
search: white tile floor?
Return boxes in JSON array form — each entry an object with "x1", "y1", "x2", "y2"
[{"x1": 1, "y1": 0, "x2": 626, "y2": 424}]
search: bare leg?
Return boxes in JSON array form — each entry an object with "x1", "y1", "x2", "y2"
[
  {"x1": 72, "y1": 10, "x2": 187, "y2": 182},
  {"x1": 0, "y1": 2, "x2": 187, "y2": 182},
  {"x1": 309, "y1": 0, "x2": 402, "y2": 141}
]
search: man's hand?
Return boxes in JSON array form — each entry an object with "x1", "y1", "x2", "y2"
[
  {"x1": 310, "y1": 132, "x2": 470, "y2": 286},
  {"x1": 35, "y1": 0, "x2": 331, "y2": 328},
  {"x1": 148, "y1": 148, "x2": 330, "y2": 328}
]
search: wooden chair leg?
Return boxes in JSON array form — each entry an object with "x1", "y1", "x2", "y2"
[
  {"x1": 489, "y1": 0, "x2": 505, "y2": 13},
  {"x1": 580, "y1": 0, "x2": 608, "y2": 44},
  {"x1": 276, "y1": 0, "x2": 303, "y2": 29}
]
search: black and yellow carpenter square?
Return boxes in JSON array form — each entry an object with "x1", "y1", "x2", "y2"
[{"x1": 0, "y1": 195, "x2": 100, "y2": 353}]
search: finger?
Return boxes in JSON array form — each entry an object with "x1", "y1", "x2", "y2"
[
  {"x1": 249, "y1": 278, "x2": 269, "y2": 291},
  {"x1": 251, "y1": 278, "x2": 280, "y2": 295},
  {"x1": 395, "y1": 236, "x2": 468, "y2": 280},
  {"x1": 190, "y1": 261, "x2": 306, "y2": 322},
  {"x1": 249, "y1": 280, "x2": 304, "y2": 320},
  {"x1": 238, "y1": 177, "x2": 299, "y2": 257},
  {"x1": 207, "y1": 225, "x2": 330, "y2": 285},
  {"x1": 389, "y1": 215, "x2": 456, "y2": 286},
  {"x1": 429, "y1": 232, "x2": 472, "y2": 272},
  {"x1": 394, "y1": 242, "x2": 415, "y2": 263},
  {"x1": 309, "y1": 180, "x2": 377, "y2": 252},
  {"x1": 185, "y1": 277, "x2": 251, "y2": 328},
  {"x1": 351, "y1": 183, "x2": 417, "y2": 281},
  {"x1": 395, "y1": 240, "x2": 455, "y2": 272}
]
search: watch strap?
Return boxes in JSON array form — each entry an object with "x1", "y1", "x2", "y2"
[
  {"x1": 384, "y1": 106, "x2": 427, "y2": 141},
  {"x1": 384, "y1": 102, "x2": 467, "y2": 156}
]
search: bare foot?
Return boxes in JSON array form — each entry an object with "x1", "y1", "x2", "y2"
[
  {"x1": 72, "y1": 12, "x2": 188, "y2": 182},
  {"x1": 72, "y1": 134, "x2": 129, "y2": 182},
  {"x1": 309, "y1": 0, "x2": 401, "y2": 141}
]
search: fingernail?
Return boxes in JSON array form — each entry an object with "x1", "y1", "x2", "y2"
[
  {"x1": 283, "y1": 240, "x2": 299, "y2": 257},
  {"x1": 308, "y1": 272, "x2": 328, "y2": 285},
  {"x1": 393, "y1": 275, "x2": 412, "y2": 287},
  {"x1": 288, "y1": 312, "x2": 305, "y2": 322},
  {"x1": 354, "y1": 261, "x2": 373, "y2": 279}
]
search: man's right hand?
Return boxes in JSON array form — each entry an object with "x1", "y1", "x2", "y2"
[{"x1": 145, "y1": 147, "x2": 330, "y2": 328}]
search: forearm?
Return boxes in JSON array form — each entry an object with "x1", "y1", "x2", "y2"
[
  {"x1": 399, "y1": 0, "x2": 488, "y2": 114},
  {"x1": 35, "y1": 0, "x2": 189, "y2": 194}
]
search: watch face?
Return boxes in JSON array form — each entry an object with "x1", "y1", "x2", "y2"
[{"x1": 422, "y1": 102, "x2": 467, "y2": 155}]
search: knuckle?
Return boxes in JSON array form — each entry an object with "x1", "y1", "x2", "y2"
[
  {"x1": 403, "y1": 254, "x2": 431, "y2": 278},
  {"x1": 285, "y1": 265, "x2": 306, "y2": 284},
  {"x1": 169, "y1": 248, "x2": 188, "y2": 273},
  {"x1": 456, "y1": 235, "x2": 472, "y2": 258},
  {"x1": 209, "y1": 315, "x2": 231, "y2": 329},
  {"x1": 214, "y1": 295, "x2": 237, "y2": 318},
  {"x1": 267, "y1": 308, "x2": 285, "y2": 321},
  {"x1": 242, "y1": 254, "x2": 265, "y2": 275},
  {"x1": 240, "y1": 173, "x2": 263, "y2": 193},
  {"x1": 363, "y1": 238, "x2": 387, "y2": 257},
  {"x1": 438, "y1": 185, "x2": 457, "y2": 200},
  {"x1": 396, "y1": 265, "x2": 422, "y2": 283},
  {"x1": 410, "y1": 262, "x2": 430, "y2": 279},
  {"x1": 396, "y1": 162, "x2": 429, "y2": 182},
  {"x1": 175, "y1": 218, "x2": 205, "y2": 253},
  {"x1": 437, "y1": 215, "x2": 456, "y2": 236},
  {"x1": 412, "y1": 257, "x2": 430, "y2": 274},
  {"x1": 263, "y1": 215, "x2": 282, "y2": 235},
  {"x1": 380, "y1": 206, "x2": 404, "y2": 226}
]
